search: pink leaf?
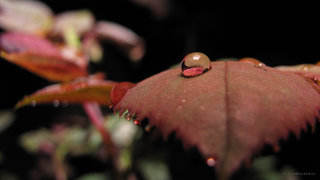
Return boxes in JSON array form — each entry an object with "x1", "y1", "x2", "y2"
[
  {"x1": 114, "y1": 60, "x2": 320, "y2": 179},
  {"x1": 50, "y1": 10, "x2": 95, "y2": 36},
  {"x1": 83, "y1": 21, "x2": 145, "y2": 62},
  {"x1": 0, "y1": 32, "x2": 88, "y2": 82}
]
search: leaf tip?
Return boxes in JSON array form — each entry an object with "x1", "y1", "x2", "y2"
[{"x1": 111, "y1": 82, "x2": 135, "y2": 106}]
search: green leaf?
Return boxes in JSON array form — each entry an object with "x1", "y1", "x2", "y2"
[
  {"x1": 0, "y1": 110, "x2": 14, "y2": 133},
  {"x1": 76, "y1": 173, "x2": 110, "y2": 180},
  {"x1": 138, "y1": 158, "x2": 171, "y2": 180}
]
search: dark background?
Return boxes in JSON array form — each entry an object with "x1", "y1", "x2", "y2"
[{"x1": 0, "y1": 0, "x2": 319, "y2": 179}]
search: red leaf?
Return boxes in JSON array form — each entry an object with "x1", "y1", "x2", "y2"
[
  {"x1": 0, "y1": 32, "x2": 88, "y2": 82},
  {"x1": 16, "y1": 75, "x2": 117, "y2": 109},
  {"x1": 114, "y1": 61, "x2": 320, "y2": 179},
  {"x1": 110, "y1": 82, "x2": 136, "y2": 106}
]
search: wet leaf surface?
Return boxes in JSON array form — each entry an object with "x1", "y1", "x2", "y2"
[
  {"x1": 115, "y1": 61, "x2": 320, "y2": 179},
  {"x1": 16, "y1": 75, "x2": 117, "y2": 108},
  {"x1": 0, "y1": 32, "x2": 88, "y2": 81}
]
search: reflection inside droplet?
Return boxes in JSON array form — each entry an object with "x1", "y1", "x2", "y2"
[
  {"x1": 181, "y1": 52, "x2": 211, "y2": 77},
  {"x1": 206, "y1": 157, "x2": 216, "y2": 167}
]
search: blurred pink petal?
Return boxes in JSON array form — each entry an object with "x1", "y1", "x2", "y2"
[
  {"x1": 84, "y1": 21, "x2": 145, "y2": 62},
  {"x1": 0, "y1": 0, "x2": 53, "y2": 35},
  {"x1": 51, "y1": 10, "x2": 95, "y2": 36}
]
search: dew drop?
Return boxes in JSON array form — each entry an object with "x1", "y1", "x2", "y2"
[
  {"x1": 181, "y1": 52, "x2": 211, "y2": 77},
  {"x1": 239, "y1": 57, "x2": 262, "y2": 65},
  {"x1": 239, "y1": 57, "x2": 267, "y2": 71},
  {"x1": 206, "y1": 157, "x2": 216, "y2": 167},
  {"x1": 31, "y1": 100, "x2": 37, "y2": 107},
  {"x1": 301, "y1": 65, "x2": 312, "y2": 71},
  {"x1": 52, "y1": 100, "x2": 59, "y2": 107},
  {"x1": 133, "y1": 120, "x2": 140, "y2": 125},
  {"x1": 125, "y1": 114, "x2": 131, "y2": 121}
]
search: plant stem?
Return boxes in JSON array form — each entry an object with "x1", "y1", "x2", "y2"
[
  {"x1": 53, "y1": 147, "x2": 67, "y2": 180},
  {"x1": 82, "y1": 102, "x2": 119, "y2": 169}
]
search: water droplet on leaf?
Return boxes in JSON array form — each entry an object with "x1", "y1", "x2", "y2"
[
  {"x1": 239, "y1": 57, "x2": 267, "y2": 71},
  {"x1": 181, "y1": 52, "x2": 211, "y2": 77},
  {"x1": 31, "y1": 100, "x2": 37, "y2": 107},
  {"x1": 52, "y1": 100, "x2": 59, "y2": 107},
  {"x1": 133, "y1": 120, "x2": 140, "y2": 125},
  {"x1": 125, "y1": 114, "x2": 131, "y2": 121},
  {"x1": 206, "y1": 157, "x2": 216, "y2": 167},
  {"x1": 301, "y1": 65, "x2": 312, "y2": 71}
]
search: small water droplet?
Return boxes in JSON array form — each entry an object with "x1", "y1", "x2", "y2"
[
  {"x1": 239, "y1": 57, "x2": 267, "y2": 71},
  {"x1": 181, "y1": 52, "x2": 211, "y2": 77},
  {"x1": 301, "y1": 65, "x2": 312, "y2": 71},
  {"x1": 52, "y1": 100, "x2": 59, "y2": 107},
  {"x1": 239, "y1": 57, "x2": 262, "y2": 65},
  {"x1": 206, "y1": 157, "x2": 216, "y2": 167},
  {"x1": 133, "y1": 120, "x2": 140, "y2": 125},
  {"x1": 31, "y1": 100, "x2": 37, "y2": 107},
  {"x1": 125, "y1": 114, "x2": 131, "y2": 121},
  {"x1": 254, "y1": 63, "x2": 267, "y2": 71}
]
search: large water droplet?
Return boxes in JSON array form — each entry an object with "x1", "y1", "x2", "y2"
[
  {"x1": 206, "y1": 157, "x2": 216, "y2": 167},
  {"x1": 52, "y1": 100, "x2": 59, "y2": 107},
  {"x1": 181, "y1": 52, "x2": 211, "y2": 77}
]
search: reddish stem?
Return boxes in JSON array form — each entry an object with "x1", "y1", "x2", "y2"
[
  {"x1": 53, "y1": 148, "x2": 67, "y2": 180},
  {"x1": 82, "y1": 102, "x2": 117, "y2": 157}
]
